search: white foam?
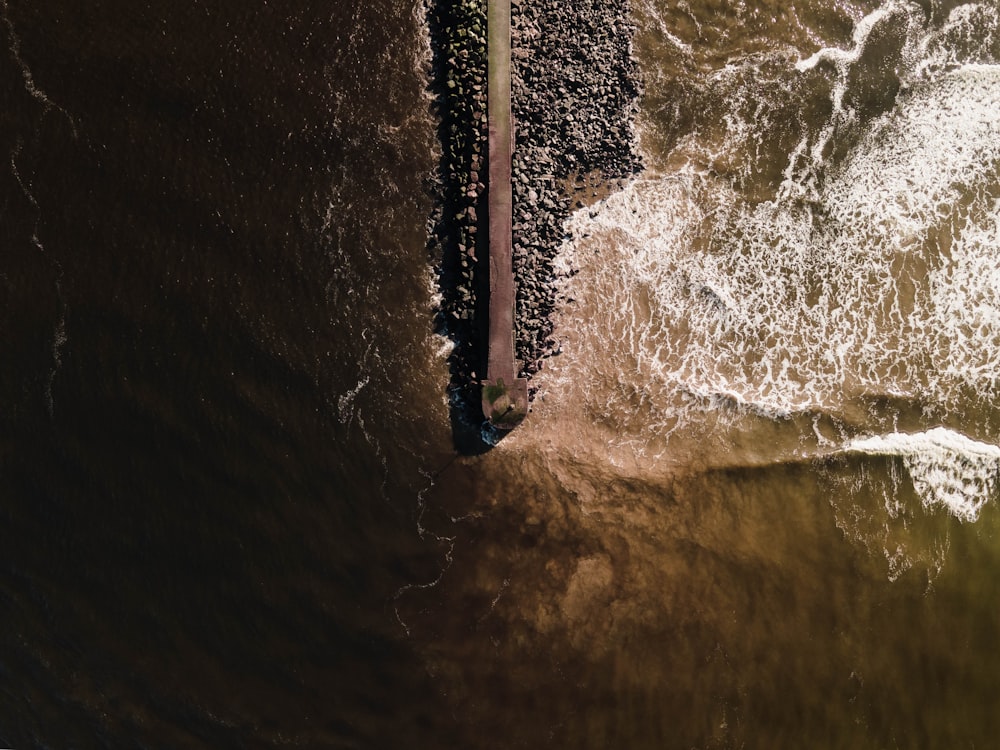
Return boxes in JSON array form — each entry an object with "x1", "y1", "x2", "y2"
[
  {"x1": 537, "y1": 0, "x2": 1000, "y2": 476},
  {"x1": 846, "y1": 428, "x2": 1000, "y2": 522},
  {"x1": 337, "y1": 376, "x2": 369, "y2": 425},
  {"x1": 913, "y1": 3, "x2": 1000, "y2": 82},
  {"x1": 795, "y1": 3, "x2": 909, "y2": 103},
  {"x1": 631, "y1": 0, "x2": 697, "y2": 57},
  {"x1": 785, "y1": 1, "x2": 956, "y2": 200},
  {"x1": 824, "y1": 65, "x2": 1000, "y2": 250},
  {"x1": 550, "y1": 62, "x2": 1000, "y2": 436},
  {"x1": 784, "y1": 0, "x2": 917, "y2": 167},
  {"x1": 0, "y1": 0, "x2": 77, "y2": 135}
]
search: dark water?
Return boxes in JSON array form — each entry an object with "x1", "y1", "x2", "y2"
[
  {"x1": 5, "y1": 0, "x2": 1000, "y2": 748},
  {"x1": 0, "y1": 1, "x2": 457, "y2": 746}
]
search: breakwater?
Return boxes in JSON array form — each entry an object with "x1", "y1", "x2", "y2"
[
  {"x1": 426, "y1": 0, "x2": 642, "y2": 442},
  {"x1": 481, "y1": 0, "x2": 529, "y2": 429},
  {"x1": 427, "y1": 0, "x2": 491, "y2": 445}
]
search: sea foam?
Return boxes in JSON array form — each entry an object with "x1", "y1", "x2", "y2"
[
  {"x1": 846, "y1": 428, "x2": 1000, "y2": 522},
  {"x1": 549, "y1": 3, "x2": 1000, "y2": 446}
]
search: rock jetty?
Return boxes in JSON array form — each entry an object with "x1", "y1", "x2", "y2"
[
  {"x1": 427, "y1": 0, "x2": 641, "y2": 439},
  {"x1": 427, "y1": 0, "x2": 491, "y2": 438},
  {"x1": 509, "y1": 0, "x2": 642, "y2": 380}
]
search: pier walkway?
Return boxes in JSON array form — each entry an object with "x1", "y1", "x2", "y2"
[{"x1": 481, "y1": 0, "x2": 528, "y2": 428}]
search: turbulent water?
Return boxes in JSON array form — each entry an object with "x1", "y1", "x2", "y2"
[{"x1": 3, "y1": 0, "x2": 1000, "y2": 748}]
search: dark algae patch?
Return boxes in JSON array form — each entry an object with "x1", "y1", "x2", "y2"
[{"x1": 482, "y1": 377, "x2": 528, "y2": 427}]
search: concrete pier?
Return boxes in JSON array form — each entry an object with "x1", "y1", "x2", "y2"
[{"x1": 482, "y1": 0, "x2": 528, "y2": 428}]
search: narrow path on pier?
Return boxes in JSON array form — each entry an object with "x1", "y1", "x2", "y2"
[{"x1": 482, "y1": 0, "x2": 528, "y2": 428}]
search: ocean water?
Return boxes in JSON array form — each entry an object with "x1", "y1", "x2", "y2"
[
  {"x1": 0, "y1": 1, "x2": 451, "y2": 746},
  {"x1": 3, "y1": 0, "x2": 1000, "y2": 748},
  {"x1": 411, "y1": 0, "x2": 1000, "y2": 747}
]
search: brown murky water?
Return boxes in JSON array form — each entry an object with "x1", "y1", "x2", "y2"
[{"x1": 404, "y1": 1, "x2": 1000, "y2": 747}]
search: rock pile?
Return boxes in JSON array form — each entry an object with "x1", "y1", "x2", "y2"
[
  {"x1": 510, "y1": 0, "x2": 642, "y2": 380},
  {"x1": 427, "y1": 0, "x2": 641, "y2": 427},
  {"x1": 426, "y1": 0, "x2": 490, "y2": 426}
]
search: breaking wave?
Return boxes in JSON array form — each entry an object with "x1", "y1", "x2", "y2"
[{"x1": 847, "y1": 427, "x2": 1000, "y2": 522}]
